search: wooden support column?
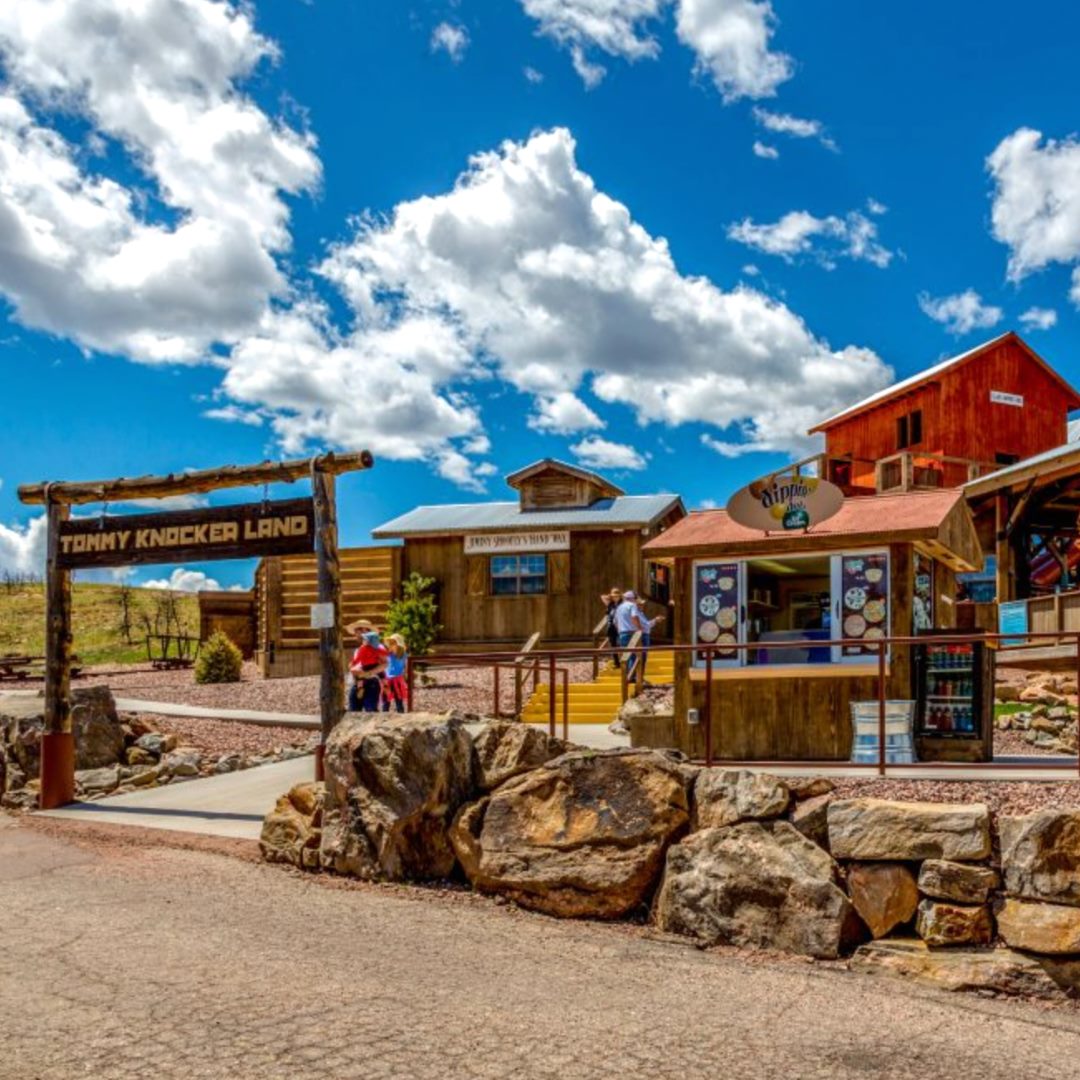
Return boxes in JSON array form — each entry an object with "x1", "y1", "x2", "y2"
[
  {"x1": 312, "y1": 460, "x2": 344, "y2": 782},
  {"x1": 995, "y1": 494, "x2": 1012, "y2": 604},
  {"x1": 41, "y1": 498, "x2": 75, "y2": 809}
]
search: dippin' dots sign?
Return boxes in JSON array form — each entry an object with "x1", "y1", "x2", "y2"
[{"x1": 726, "y1": 473, "x2": 845, "y2": 533}]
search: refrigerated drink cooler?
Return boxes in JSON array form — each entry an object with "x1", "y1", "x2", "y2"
[{"x1": 913, "y1": 630, "x2": 994, "y2": 762}]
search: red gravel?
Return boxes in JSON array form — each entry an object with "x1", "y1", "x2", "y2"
[
  {"x1": 829, "y1": 777, "x2": 1080, "y2": 818},
  {"x1": 127, "y1": 712, "x2": 317, "y2": 760}
]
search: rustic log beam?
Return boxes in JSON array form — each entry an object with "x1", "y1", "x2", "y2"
[
  {"x1": 41, "y1": 498, "x2": 75, "y2": 809},
  {"x1": 18, "y1": 450, "x2": 374, "y2": 506},
  {"x1": 312, "y1": 464, "x2": 344, "y2": 784}
]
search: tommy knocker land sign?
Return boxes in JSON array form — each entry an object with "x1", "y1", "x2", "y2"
[
  {"x1": 726, "y1": 473, "x2": 844, "y2": 533},
  {"x1": 56, "y1": 497, "x2": 316, "y2": 570}
]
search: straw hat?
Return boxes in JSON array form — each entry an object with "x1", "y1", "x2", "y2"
[
  {"x1": 387, "y1": 633, "x2": 406, "y2": 648},
  {"x1": 345, "y1": 618, "x2": 375, "y2": 634}
]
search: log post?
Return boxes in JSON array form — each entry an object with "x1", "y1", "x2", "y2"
[
  {"x1": 312, "y1": 460, "x2": 344, "y2": 782},
  {"x1": 41, "y1": 497, "x2": 75, "y2": 809}
]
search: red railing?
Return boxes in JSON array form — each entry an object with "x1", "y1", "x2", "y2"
[{"x1": 403, "y1": 630, "x2": 1080, "y2": 778}]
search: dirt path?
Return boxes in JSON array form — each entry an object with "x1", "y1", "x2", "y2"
[{"x1": 3, "y1": 818, "x2": 1080, "y2": 1080}]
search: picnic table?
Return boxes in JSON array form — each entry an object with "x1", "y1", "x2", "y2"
[{"x1": 0, "y1": 654, "x2": 83, "y2": 681}]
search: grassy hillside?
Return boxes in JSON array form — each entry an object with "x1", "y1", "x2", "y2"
[{"x1": 0, "y1": 581, "x2": 200, "y2": 666}]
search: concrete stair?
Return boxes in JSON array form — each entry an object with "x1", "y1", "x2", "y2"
[{"x1": 519, "y1": 649, "x2": 675, "y2": 726}]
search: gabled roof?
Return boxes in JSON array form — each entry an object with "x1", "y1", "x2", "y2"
[
  {"x1": 505, "y1": 458, "x2": 625, "y2": 497},
  {"x1": 372, "y1": 494, "x2": 684, "y2": 538},
  {"x1": 808, "y1": 331, "x2": 1080, "y2": 434},
  {"x1": 642, "y1": 490, "x2": 981, "y2": 570}
]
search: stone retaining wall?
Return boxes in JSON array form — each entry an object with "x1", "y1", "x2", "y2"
[{"x1": 261, "y1": 713, "x2": 1080, "y2": 1001}]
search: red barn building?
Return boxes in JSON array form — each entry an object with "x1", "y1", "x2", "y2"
[{"x1": 808, "y1": 332, "x2": 1080, "y2": 496}]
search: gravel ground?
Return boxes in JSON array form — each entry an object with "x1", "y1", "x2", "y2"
[
  {"x1": 126, "y1": 712, "x2": 317, "y2": 760},
  {"x1": 5, "y1": 817, "x2": 1080, "y2": 1080},
  {"x1": 829, "y1": 777, "x2": 1080, "y2": 817}
]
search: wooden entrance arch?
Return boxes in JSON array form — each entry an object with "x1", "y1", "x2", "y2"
[{"x1": 18, "y1": 451, "x2": 373, "y2": 809}]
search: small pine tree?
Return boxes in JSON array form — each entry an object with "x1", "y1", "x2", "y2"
[
  {"x1": 385, "y1": 572, "x2": 441, "y2": 657},
  {"x1": 194, "y1": 630, "x2": 243, "y2": 684}
]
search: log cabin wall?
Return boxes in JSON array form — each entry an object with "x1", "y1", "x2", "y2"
[{"x1": 254, "y1": 545, "x2": 401, "y2": 676}]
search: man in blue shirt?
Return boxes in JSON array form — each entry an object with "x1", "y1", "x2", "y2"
[{"x1": 614, "y1": 590, "x2": 646, "y2": 683}]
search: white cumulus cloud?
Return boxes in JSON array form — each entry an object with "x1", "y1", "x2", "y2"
[
  {"x1": 431, "y1": 22, "x2": 469, "y2": 62},
  {"x1": 141, "y1": 567, "x2": 222, "y2": 592},
  {"x1": 727, "y1": 208, "x2": 893, "y2": 268},
  {"x1": 0, "y1": 515, "x2": 47, "y2": 577},
  {"x1": 528, "y1": 392, "x2": 606, "y2": 434},
  {"x1": 918, "y1": 289, "x2": 1003, "y2": 336},
  {"x1": 988, "y1": 128, "x2": 1080, "y2": 304},
  {"x1": 0, "y1": 0, "x2": 320, "y2": 362},
  {"x1": 520, "y1": 0, "x2": 791, "y2": 100},
  {"x1": 1019, "y1": 306, "x2": 1058, "y2": 331},
  {"x1": 315, "y1": 127, "x2": 892, "y2": 458},
  {"x1": 570, "y1": 436, "x2": 648, "y2": 471},
  {"x1": 752, "y1": 140, "x2": 779, "y2": 159}
]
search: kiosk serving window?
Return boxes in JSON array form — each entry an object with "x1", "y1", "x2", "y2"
[
  {"x1": 491, "y1": 554, "x2": 547, "y2": 596},
  {"x1": 693, "y1": 549, "x2": 889, "y2": 667}
]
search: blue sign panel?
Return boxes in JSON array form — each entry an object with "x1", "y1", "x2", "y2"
[{"x1": 998, "y1": 600, "x2": 1029, "y2": 646}]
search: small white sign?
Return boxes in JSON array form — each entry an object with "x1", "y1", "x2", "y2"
[
  {"x1": 309, "y1": 602, "x2": 335, "y2": 630},
  {"x1": 990, "y1": 390, "x2": 1024, "y2": 407},
  {"x1": 464, "y1": 530, "x2": 570, "y2": 555}
]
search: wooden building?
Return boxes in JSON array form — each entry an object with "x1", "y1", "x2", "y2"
[
  {"x1": 808, "y1": 332, "x2": 1080, "y2": 496},
  {"x1": 253, "y1": 460, "x2": 684, "y2": 674},
  {"x1": 642, "y1": 490, "x2": 985, "y2": 762},
  {"x1": 197, "y1": 589, "x2": 256, "y2": 658},
  {"x1": 373, "y1": 460, "x2": 684, "y2": 649}
]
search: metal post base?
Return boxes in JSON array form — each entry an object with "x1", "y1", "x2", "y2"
[{"x1": 39, "y1": 732, "x2": 75, "y2": 809}]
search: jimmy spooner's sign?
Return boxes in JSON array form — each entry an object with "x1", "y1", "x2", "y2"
[{"x1": 56, "y1": 497, "x2": 315, "y2": 570}]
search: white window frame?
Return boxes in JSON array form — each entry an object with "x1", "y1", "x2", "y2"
[{"x1": 691, "y1": 549, "x2": 891, "y2": 669}]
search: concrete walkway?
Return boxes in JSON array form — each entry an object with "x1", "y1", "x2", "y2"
[
  {"x1": 36, "y1": 722, "x2": 630, "y2": 840},
  {"x1": 115, "y1": 697, "x2": 319, "y2": 727}
]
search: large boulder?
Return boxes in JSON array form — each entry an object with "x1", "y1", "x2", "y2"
[
  {"x1": 451, "y1": 748, "x2": 689, "y2": 918},
  {"x1": 918, "y1": 860, "x2": 999, "y2": 905},
  {"x1": 852, "y1": 938, "x2": 1080, "y2": 1000},
  {"x1": 320, "y1": 713, "x2": 475, "y2": 881},
  {"x1": 915, "y1": 900, "x2": 992, "y2": 947},
  {"x1": 692, "y1": 769, "x2": 790, "y2": 830},
  {"x1": 791, "y1": 793, "x2": 832, "y2": 850},
  {"x1": 1000, "y1": 811, "x2": 1080, "y2": 907},
  {"x1": 1, "y1": 686, "x2": 124, "y2": 777},
  {"x1": 846, "y1": 862, "x2": 919, "y2": 939},
  {"x1": 471, "y1": 722, "x2": 573, "y2": 792},
  {"x1": 996, "y1": 898, "x2": 1080, "y2": 955},
  {"x1": 653, "y1": 821, "x2": 861, "y2": 959},
  {"x1": 261, "y1": 782, "x2": 324, "y2": 870},
  {"x1": 828, "y1": 799, "x2": 991, "y2": 862}
]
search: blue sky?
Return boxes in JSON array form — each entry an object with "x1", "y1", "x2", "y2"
[{"x1": 3, "y1": 0, "x2": 1080, "y2": 589}]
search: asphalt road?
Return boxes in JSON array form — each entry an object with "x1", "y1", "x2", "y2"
[{"x1": 3, "y1": 818, "x2": 1080, "y2": 1080}]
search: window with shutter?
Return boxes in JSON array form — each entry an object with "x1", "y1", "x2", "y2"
[
  {"x1": 466, "y1": 555, "x2": 487, "y2": 596},
  {"x1": 549, "y1": 550, "x2": 570, "y2": 594}
]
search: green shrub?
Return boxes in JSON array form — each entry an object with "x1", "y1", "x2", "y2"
[
  {"x1": 385, "y1": 572, "x2": 441, "y2": 657},
  {"x1": 194, "y1": 630, "x2": 243, "y2": 684}
]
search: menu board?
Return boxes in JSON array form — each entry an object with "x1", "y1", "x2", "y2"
[
  {"x1": 695, "y1": 562, "x2": 740, "y2": 661},
  {"x1": 913, "y1": 551, "x2": 933, "y2": 632},
  {"x1": 839, "y1": 553, "x2": 888, "y2": 656}
]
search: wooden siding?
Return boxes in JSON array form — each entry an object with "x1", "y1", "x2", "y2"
[
  {"x1": 254, "y1": 545, "x2": 401, "y2": 657},
  {"x1": 198, "y1": 590, "x2": 256, "y2": 658},
  {"x1": 403, "y1": 519, "x2": 677, "y2": 645},
  {"x1": 824, "y1": 337, "x2": 1073, "y2": 483},
  {"x1": 517, "y1": 468, "x2": 610, "y2": 510}
]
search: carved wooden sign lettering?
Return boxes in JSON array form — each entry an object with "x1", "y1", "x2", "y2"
[{"x1": 56, "y1": 497, "x2": 315, "y2": 569}]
